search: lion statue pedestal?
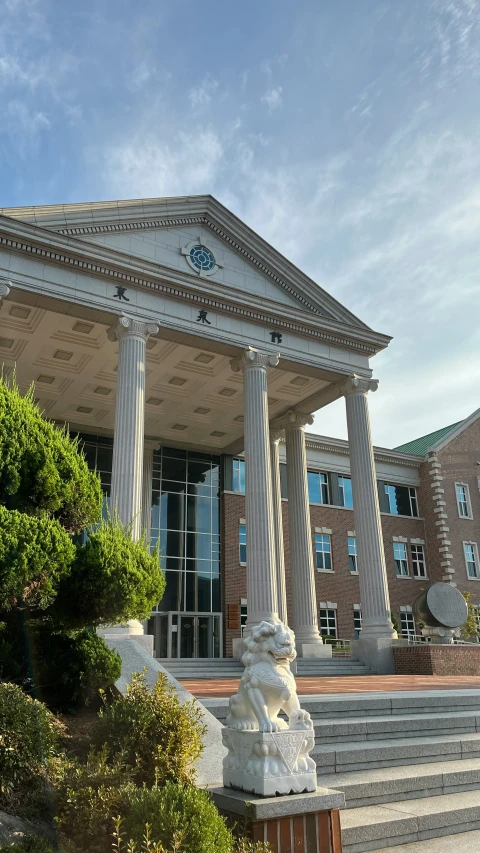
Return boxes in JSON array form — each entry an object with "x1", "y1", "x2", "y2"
[{"x1": 222, "y1": 619, "x2": 317, "y2": 796}]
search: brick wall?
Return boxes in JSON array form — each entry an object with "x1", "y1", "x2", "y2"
[
  {"x1": 223, "y1": 491, "x2": 428, "y2": 655},
  {"x1": 393, "y1": 644, "x2": 480, "y2": 675}
]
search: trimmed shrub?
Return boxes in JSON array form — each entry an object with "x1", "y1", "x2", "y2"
[
  {"x1": 33, "y1": 628, "x2": 121, "y2": 710},
  {"x1": 52, "y1": 518, "x2": 165, "y2": 629},
  {"x1": 51, "y1": 746, "x2": 135, "y2": 853},
  {"x1": 0, "y1": 506, "x2": 75, "y2": 611},
  {"x1": 0, "y1": 378, "x2": 102, "y2": 533},
  {"x1": 123, "y1": 783, "x2": 234, "y2": 853},
  {"x1": 0, "y1": 683, "x2": 61, "y2": 810},
  {"x1": 93, "y1": 671, "x2": 205, "y2": 785}
]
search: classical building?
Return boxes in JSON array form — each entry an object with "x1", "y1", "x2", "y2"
[{"x1": 0, "y1": 196, "x2": 477, "y2": 663}]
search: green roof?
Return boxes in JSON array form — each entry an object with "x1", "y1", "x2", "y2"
[{"x1": 394, "y1": 421, "x2": 463, "y2": 456}]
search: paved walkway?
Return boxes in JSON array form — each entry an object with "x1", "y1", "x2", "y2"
[{"x1": 179, "y1": 674, "x2": 480, "y2": 699}]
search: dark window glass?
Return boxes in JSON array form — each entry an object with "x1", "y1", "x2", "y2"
[
  {"x1": 211, "y1": 576, "x2": 221, "y2": 611},
  {"x1": 161, "y1": 529, "x2": 183, "y2": 557},
  {"x1": 160, "y1": 571, "x2": 182, "y2": 611},
  {"x1": 161, "y1": 456, "x2": 187, "y2": 483},
  {"x1": 96, "y1": 446, "x2": 113, "y2": 472},
  {"x1": 162, "y1": 447, "x2": 187, "y2": 460},
  {"x1": 197, "y1": 576, "x2": 211, "y2": 611},
  {"x1": 186, "y1": 534, "x2": 212, "y2": 560},
  {"x1": 187, "y1": 495, "x2": 211, "y2": 533},
  {"x1": 188, "y1": 460, "x2": 213, "y2": 485},
  {"x1": 82, "y1": 444, "x2": 97, "y2": 469},
  {"x1": 160, "y1": 492, "x2": 184, "y2": 530}
]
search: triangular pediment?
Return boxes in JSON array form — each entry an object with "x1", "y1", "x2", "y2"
[{"x1": 0, "y1": 195, "x2": 370, "y2": 328}]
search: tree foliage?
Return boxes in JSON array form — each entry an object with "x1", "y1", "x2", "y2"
[{"x1": 0, "y1": 378, "x2": 102, "y2": 533}]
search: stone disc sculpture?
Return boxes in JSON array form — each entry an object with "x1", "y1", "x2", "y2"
[
  {"x1": 413, "y1": 582, "x2": 468, "y2": 644},
  {"x1": 222, "y1": 619, "x2": 317, "y2": 796}
]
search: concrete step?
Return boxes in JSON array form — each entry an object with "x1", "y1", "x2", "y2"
[
  {"x1": 313, "y1": 710, "x2": 480, "y2": 743},
  {"x1": 299, "y1": 689, "x2": 480, "y2": 719},
  {"x1": 371, "y1": 828, "x2": 480, "y2": 853},
  {"x1": 313, "y1": 731, "x2": 480, "y2": 773},
  {"x1": 319, "y1": 757, "x2": 480, "y2": 808},
  {"x1": 340, "y1": 789, "x2": 480, "y2": 853}
]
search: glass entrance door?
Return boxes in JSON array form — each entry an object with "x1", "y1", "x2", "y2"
[{"x1": 149, "y1": 611, "x2": 222, "y2": 658}]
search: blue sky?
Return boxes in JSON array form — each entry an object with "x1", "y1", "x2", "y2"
[{"x1": 1, "y1": 0, "x2": 480, "y2": 447}]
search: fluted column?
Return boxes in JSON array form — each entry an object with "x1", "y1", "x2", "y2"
[
  {"x1": 279, "y1": 411, "x2": 323, "y2": 651},
  {"x1": 231, "y1": 347, "x2": 279, "y2": 627},
  {"x1": 108, "y1": 316, "x2": 159, "y2": 540},
  {"x1": 342, "y1": 375, "x2": 395, "y2": 639},
  {"x1": 270, "y1": 430, "x2": 288, "y2": 625},
  {"x1": 141, "y1": 440, "x2": 160, "y2": 543}
]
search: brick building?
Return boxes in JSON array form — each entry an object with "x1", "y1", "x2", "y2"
[
  {"x1": 0, "y1": 195, "x2": 477, "y2": 663},
  {"x1": 223, "y1": 412, "x2": 480, "y2": 656}
]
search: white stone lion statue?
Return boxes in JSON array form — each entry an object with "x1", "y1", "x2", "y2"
[{"x1": 226, "y1": 620, "x2": 312, "y2": 733}]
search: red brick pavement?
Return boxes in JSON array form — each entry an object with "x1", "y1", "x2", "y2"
[{"x1": 180, "y1": 674, "x2": 480, "y2": 699}]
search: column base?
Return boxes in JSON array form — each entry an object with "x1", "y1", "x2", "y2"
[
  {"x1": 351, "y1": 637, "x2": 395, "y2": 674},
  {"x1": 294, "y1": 634, "x2": 324, "y2": 657},
  {"x1": 301, "y1": 643, "x2": 332, "y2": 659},
  {"x1": 210, "y1": 786, "x2": 344, "y2": 853},
  {"x1": 97, "y1": 621, "x2": 154, "y2": 656}
]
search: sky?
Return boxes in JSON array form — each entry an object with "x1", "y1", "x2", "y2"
[{"x1": 1, "y1": 0, "x2": 480, "y2": 449}]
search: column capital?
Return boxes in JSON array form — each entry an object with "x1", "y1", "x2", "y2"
[
  {"x1": 0, "y1": 279, "x2": 11, "y2": 302},
  {"x1": 107, "y1": 315, "x2": 159, "y2": 343},
  {"x1": 231, "y1": 346, "x2": 280, "y2": 374},
  {"x1": 276, "y1": 410, "x2": 314, "y2": 430},
  {"x1": 144, "y1": 439, "x2": 161, "y2": 452},
  {"x1": 340, "y1": 374, "x2": 379, "y2": 397},
  {"x1": 269, "y1": 428, "x2": 284, "y2": 443}
]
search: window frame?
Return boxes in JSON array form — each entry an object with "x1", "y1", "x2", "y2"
[
  {"x1": 315, "y1": 533, "x2": 333, "y2": 572},
  {"x1": 319, "y1": 608, "x2": 337, "y2": 638},
  {"x1": 384, "y1": 483, "x2": 419, "y2": 518},
  {"x1": 348, "y1": 536, "x2": 358, "y2": 574},
  {"x1": 393, "y1": 541, "x2": 409, "y2": 577},
  {"x1": 464, "y1": 541, "x2": 479, "y2": 580},
  {"x1": 338, "y1": 475, "x2": 354, "y2": 509},
  {"x1": 411, "y1": 543, "x2": 427, "y2": 579},
  {"x1": 233, "y1": 458, "x2": 245, "y2": 494},
  {"x1": 456, "y1": 482, "x2": 472, "y2": 519},
  {"x1": 239, "y1": 523, "x2": 247, "y2": 565},
  {"x1": 307, "y1": 470, "x2": 330, "y2": 505},
  {"x1": 400, "y1": 611, "x2": 415, "y2": 638},
  {"x1": 353, "y1": 608, "x2": 362, "y2": 640}
]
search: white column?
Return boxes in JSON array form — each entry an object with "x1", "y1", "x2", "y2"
[
  {"x1": 342, "y1": 375, "x2": 395, "y2": 639},
  {"x1": 280, "y1": 411, "x2": 323, "y2": 652},
  {"x1": 270, "y1": 430, "x2": 288, "y2": 625},
  {"x1": 141, "y1": 440, "x2": 160, "y2": 543},
  {"x1": 108, "y1": 316, "x2": 158, "y2": 540},
  {"x1": 231, "y1": 347, "x2": 279, "y2": 627}
]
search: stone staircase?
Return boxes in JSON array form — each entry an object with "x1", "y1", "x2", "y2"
[
  {"x1": 204, "y1": 689, "x2": 480, "y2": 852},
  {"x1": 157, "y1": 655, "x2": 372, "y2": 679},
  {"x1": 309, "y1": 691, "x2": 480, "y2": 852}
]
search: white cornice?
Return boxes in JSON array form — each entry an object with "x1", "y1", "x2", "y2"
[
  {"x1": 302, "y1": 432, "x2": 423, "y2": 467},
  {"x1": 0, "y1": 215, "x2": 391, "y2": 356},
  {"x1": 0, "y1": 195, "x2": 389, "y2": 336}
]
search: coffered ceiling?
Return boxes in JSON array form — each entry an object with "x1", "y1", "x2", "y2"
[{"x1": 0, "y1": 299, "x2": 330, "y2": 451}]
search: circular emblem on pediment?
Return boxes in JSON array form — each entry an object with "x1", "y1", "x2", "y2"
[
  {"x1": 181, "y1": 238, "x2": 223, "y2": 278},
  {"x1": 189, "y1": 245, "x2": 215, "y2": 272}
]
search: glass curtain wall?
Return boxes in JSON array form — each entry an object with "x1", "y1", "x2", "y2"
[{"x1": 150, "y1": 447, "x2": 221, "y2": 613}]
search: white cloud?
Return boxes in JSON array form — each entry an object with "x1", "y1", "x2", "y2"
[
  {"x1": 188, "y1": 74, "x2": 218, "y2": 109},
  {"x1": 260, "y1": 86, "x2": 283, "y2": 112}
]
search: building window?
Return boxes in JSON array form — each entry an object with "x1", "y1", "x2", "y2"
[
  {"x1": 411, "y1": 544, "x2": 427, "y2": 578},
  {"x1": 307, "y1": 471, "x2": 329, "y2": 504},
  {"x1": 315, "y1": 533, "x2": 332, "y2": 571},
  {"x1": 384, "y1": 484, "x2": 419, "y2": 517},
  {"x1": 233, "y1": 458, "x2": 245, "y2": 493},
  {"x1": 240, "y1": 603, "x2": 248, "y2": 632},
  {"x1": 456, "y1": 483, "x2": 472, "y2": 518},
  {"x1": 348, "y1": 537, "x2": 358, "y2": 573},
  {"x1": 393, "y1": 542, "x2": 409, "y2": 577},
  {"x1": 464, "y1": 542, "x2": 479, "y2": 579},
  {"x1": 339, "y1": 476, "x2": 353, "y2": 509},
  {"x1": 400, "y1": 612, "x2": 415, "y2": 638},
  {"x1": 320, "y1": 608, "x2": 337, "y2": 638},
  {"x1": 473, "y1": 606, "x2": 480, "y2": 641},
  {"x1": 239, "y1": 524, "x2": 247, "y2": 564},
  {"x1": 353, "y1": 609, "x2": 362, "y2": 640}
]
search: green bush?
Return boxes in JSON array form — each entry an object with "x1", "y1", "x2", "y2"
[
  {"x1": 123, "y1": 783, "x2": 233, "y2": 853},
  {"x1": 32, "y1": 628, "x2": 121, "y2": 710},
  {"x1": 0, "y1": 682, "x2": 61, "y2": 810},
  {"x1": 51, "y1": 746, "x2": 135, "y2": 853},
  {"x1": 0, "y1": 506, "x2": 75, "y2": 611},
  {"x1": 52, "y1": 518, "x2": 165, "y2": 629},
  {"x1": 0, "y1": 378, "x2": 102, "y2": 532},
  {"x1": 0, "y1": 838, "x2": 56, "y2": 853},
  {"x1": 93, "y1": 671, "x2": 205, "y2": 785}
]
